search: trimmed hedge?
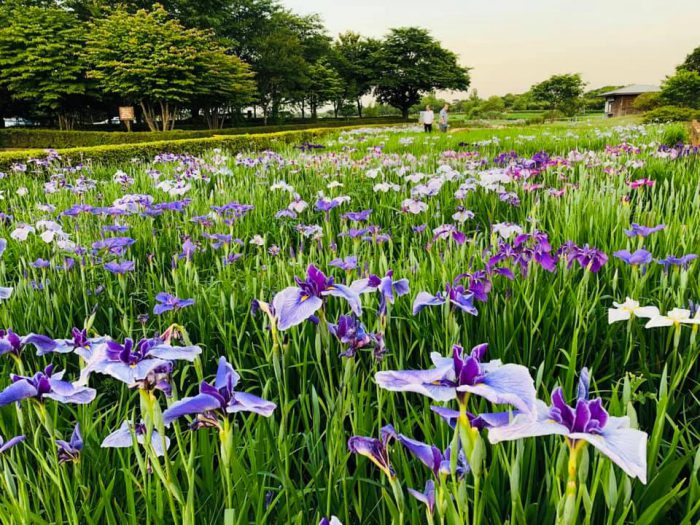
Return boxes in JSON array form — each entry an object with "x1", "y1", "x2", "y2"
[
  {"x1": 642, "y1": 106, "x2": 700, "y2": 124},
  {"x1": 0, "y1": 118, "x2": 407, "y2": 149},
  {"x1": 0, "y1": 124, "x2": 404, "y2": 171}
]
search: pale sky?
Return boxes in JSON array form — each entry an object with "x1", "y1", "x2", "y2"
[{"x1": 282, "y1": 0, "x2": 700, "y2": 97}]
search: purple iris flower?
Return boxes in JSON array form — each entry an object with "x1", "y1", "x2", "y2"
[
  {"x1": 272, "y1": 265, "x2": 362, "y2": 331},
  {"x1": 101, "y1": 420, "x2": 169, "y2": 456},
  {"x1": 105, "y1": 261, "x2": 135, "y2": 274},
  {"x1": 22, "y1": 327, "x2": 107, "y2": 356},
  {"x1": 413, "y1": 283, "x2": 477, "y2": 316},
  {"x1": 488, "y1": 368, "x2": 647, "y2": 483},
  {"x1": 432, "y1": 224, "x2": 467, "y2": 245},
  {"x1": 329, "y1": 256, "x2": 358, "y2": 271},
  {"x1": 328, "y1": 315, "x2": 382, "y2": 358},
  {"x1": 408, "y1": 480, "x2": 436, "y2": 515},
  {"x1": 342, "y1": 209, "x2": 372, "y2": 222},
  {"x1": 31, "y1": 258, "x2": 51, "y2": 269},
  {"x1": 0, "y1": 329, "x2": 23, "y2": 356},
  {"x1": 657, "y1": 254, "x2": 698, "y2": 270},
  {"x1": 347, "y1": 424, "x2": 397, "y2": 478},
  {"x1": 351, "y1": 270, "x2": 410, "y2": 316},
  {"x1": 154, "y1": 293, "x2": 195, "y2": 315},
  {"x1": 91, "y1": 237, "x2": 135, "y2": 256},
  {"x1": 0, "y1": 364, "x2": 96, "y2": 407},
  {"x1": 624, "y1": 223, "x2": 665, "y2": 238},
  {"x1": 398, "y1": 434, "x2": 468, "y2": 478},
  {"x1": 375, "y1": 344, "x2": 536, "y2": 413},
  {"x1": 0, "y1": 434, "x2": 24, "y2": 454},
  {"x1": 81, "y1": 336, "x2": 200, "y2": 392},
  {"x1": 162, "y1": 356, "x2": 276, "y2": 428},
  {"x1": 430, "y1": 405, "x2": 513, "y2": 431},
  {"x1": 319, "y1": 518, "x2": 342, "y2": 525},
  {"x1": 56, "y1": 423, "x2": 83, "y2": 464},
  {"x1": 562, "y1": 244, "x2": 609, "y2": 273},
  {"x1": 613, "y1": 248, "x2": 652, "y2": 266}
]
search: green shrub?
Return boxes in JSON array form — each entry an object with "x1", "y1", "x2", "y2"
[
  {"x1": 0, "y1": 118, "x2": 407, "y2": 149},
  {"x1": 0, "y1": 124, "x2": 404, "y2": 171},
  {"x1": 643, "y1": 105, "x2": 700, "y2": 123}
]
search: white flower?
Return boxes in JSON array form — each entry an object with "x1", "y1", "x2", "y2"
[
  {"x1": 270, "y1": 181, "x2": 295, "y2": 193},
  {"x1": 608, "y1": 298, "x2": 659, "y2": 324},
  {"x1": 645, "y1": 308, "x2": 700, "y2": 329},
  {"x1": 249, "y1": 235, "x2": 265, "y2": 246},
  {"x1": 16, "y1": 187, "x2": 28, "y2": 197},
  {"x1": 401, "y1": 198, "x2": 428, "y2": 214},
  {"x1": 365, "y1": 168, "x2": 381, "y2": 179},
  {"x1": 10, "y1": 224, "x2": 35, "y2": 241},
  {"x1": 452, "y1": 210, "x2": 475, "y2": 223},
  {"x1": 373, "y1": 182, "x2": 400, "y2": 193},
  {"x1": 492, "y1": 222, "x2": 523, "y2": 240},
  {"x1": 288, "y1": 198, "x2": 308, "y2": 213},
  {"x1": 327, "y1": 181, "x2": 343, "y2": 189}
]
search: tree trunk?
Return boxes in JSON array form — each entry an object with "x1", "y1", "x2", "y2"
[
  {"x1": 140, "y1": 101, "x2": 159, "y2": 132},
  {"x1": 401, "y1": 107, "x2": 409, "y2": 119},
  {"x1": 0, "y1": 113, "x2": 5, "y2": 129},
  {"x1": 356, "y1": 98, "x2": 363, "y2": 118}
]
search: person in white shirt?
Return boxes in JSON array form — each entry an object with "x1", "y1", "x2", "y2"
[
  {"x1": 421, "y1": 105, "x2": 434, "y2": 133},
  {"x1": 439, "y1": 103, "x2": 449, "y2": 132}
]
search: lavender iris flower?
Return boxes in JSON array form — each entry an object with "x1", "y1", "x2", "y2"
[
  {"x1": 398, "y1": 434, "x2": 469, "y2": 478},
  {"x1": 319, "y1": 517, "x2": 343, "y2": 525},
  {"x1": 56, "y1": 423, "x2": 83, "y2": 464},
  {"x1": 162, "y1": 356, "x2": 276, "y2": 428},
  {"x1": 0, "y1": 329, "x2": 23, "y2": 356},
  {"x1": 488, "y1": 368, "x2": 647, "y2": 483},
  {"x1": 0, "y1": 434, "x2": 25, "y2": 454},
  {"x1": 351, "y1": 270, "x2": 410, "y2": 316},
  {"x1": 101, "y1": 420, "x2": 170, "y2": 456},
  {"x1": 105, "y1": 261, "x2": 135, "y2": 274},
  {"x1": 624, "y1": 223, "x2": 665, "y2": 238},
  {"x1": 347, "y1": 424, "x2": 397, "y2": 478},
  {"x1": 657, "y1": 254, "x2": 698, "y2": 270},
  {"x1": 154, "y1": 293, "x2": 195, "y2": 315},
  {"x1": 81, "y1": 336, "x2": 200, "y2": 392},
  {"x1": 23, "y1": 328, "x2": 107, "y2": 356},
  {"x1": 375, "y1": 344, "x2": 536, "y2": 413},
  {"x1": 0, "y1": 364, "x2": 96, "y2": 407},
  {"x1": 408, "y1": 480, "x2": 436, "y2": 515},
  {"x1": 272, "y1": 265, "x2": 362, "y2": 331},
  {"x1": 613, "y1": 249, "x2": 652, "y2": 266},
  {"x1": 342, "y1": 209, "x2": 372, "y2": 222},
  {"x1": 413, "y1": 283, "x2": 477, "y2": 316},
  {"x1": 329, "y1": 256, "x2": 358, "y2": 271}
]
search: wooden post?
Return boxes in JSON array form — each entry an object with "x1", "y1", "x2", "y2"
[{"x1": 691, "y1": 120, "x2": 700, "y2": 147}]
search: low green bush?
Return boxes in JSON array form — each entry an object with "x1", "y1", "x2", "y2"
[
  {"x1": 0, "y1": 118, "x2": 407, "y2": 149},
  {"x1": 0, "y1": 124, "x2": 404, "y2": 171},
  {"x1": 643, "y1": 106, "x2": 700, "y2": 123}
]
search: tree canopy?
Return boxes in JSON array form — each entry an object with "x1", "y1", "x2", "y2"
[
  {"x1": 373, "y1": 27, "x2": 470, "y2": 118},
  {"x1": 529, "y1": 74, "x2": 585, "y2": 116}
]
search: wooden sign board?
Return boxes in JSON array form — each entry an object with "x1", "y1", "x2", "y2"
[{"x1": 119, "y1": 106, "x2": 135, "y2": 121}]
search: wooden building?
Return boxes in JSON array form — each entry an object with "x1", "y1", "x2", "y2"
[{"x1": 602, "y1": 84, "x2": 660, "y2": 118}]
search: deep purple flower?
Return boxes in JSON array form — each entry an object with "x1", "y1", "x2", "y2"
[
  {"x1": 347, "y1": 424, "x2": 397, "y2": 478},
  {"x1": 154, "y1": 293, "x2": 195, "y2": 315},
  {"x1": 272, "y1": 265, "x2": 361, "y2": 331},
  {"x1": 328, "y1": 315, "x2": 380, "y2": 358},
  {"x1": 488, "y1": 368, "x2": 648, "y2": 483},
  {"x1": 0, "y1": 364, "x2": 95, "y2": 406},
  {"x1": 375, "y1": 344, "x2": 536, "y2": 413},
  {"x1": 613, "y1": 248, "x2": 652, "y2": 266},
  {"x1": 565, "y1": 244, "x2": 609, "y2": 273},
  {"x1": 413, "y1": 283, "x2": 477, "y2": 316},
  {"x1": 56, "y1": 423, "x2": 83, "y2": 464},
  {"x1": 22, "y1": 327, "x2": 107, "y2": 356},
  {"x1": 0, "y1": 329, "x2": 23, "y2": 356},
  {"x1": 162, "y1": 356, "x2": 276, "y2": 428}
]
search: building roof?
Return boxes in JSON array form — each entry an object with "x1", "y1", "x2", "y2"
[{"x1": 601, "y1": 84, "x2": 660, "y2": 97}]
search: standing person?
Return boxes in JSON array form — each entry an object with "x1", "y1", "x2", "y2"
[
  {"x1": 439, "y1": 103, "x2": 449, "y2": 132},
  {"x1": 422, "y1": 105, "x2": 434, "y2": 133}
]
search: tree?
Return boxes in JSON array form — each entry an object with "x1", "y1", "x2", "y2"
[
  {"x1": 529, "y1": 74, "x2": 585, "y2": 116},
  {"x1": 0, "y1": 5, "x2": 88, "y2": 129},
  {"x1": 373, "y1": 27, "x2": 470, "y2": 119},
  {"x1": 661, "y1": 70, "x2": 700, "y2": 109},
  {"x1": 305, "y1": 59, "x2": 343, "y2": 119},
  {"x1": 678, "y1": 45, "x2": 700, "y2": 74},
  {"x1": 84, "y1": 4, "x2": 214, "y2": 131},
  {"x1": 331, "y1": 32, "x2": 381, "y2": 117},
  {"x1": 191, "y1": 46, "x2": 256, "y2": 129},
  {"x1": 632, "y1": 92, "x2": 662, "y2": 112}
]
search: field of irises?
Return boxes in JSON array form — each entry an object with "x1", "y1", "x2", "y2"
[{"x1": 0, "y1": 121, "x2": 698, "y2": 525}]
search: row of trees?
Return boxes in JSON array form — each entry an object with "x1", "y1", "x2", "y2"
[{"x1": 0, "y1": 0, "x2": 470, "y2": 130}]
